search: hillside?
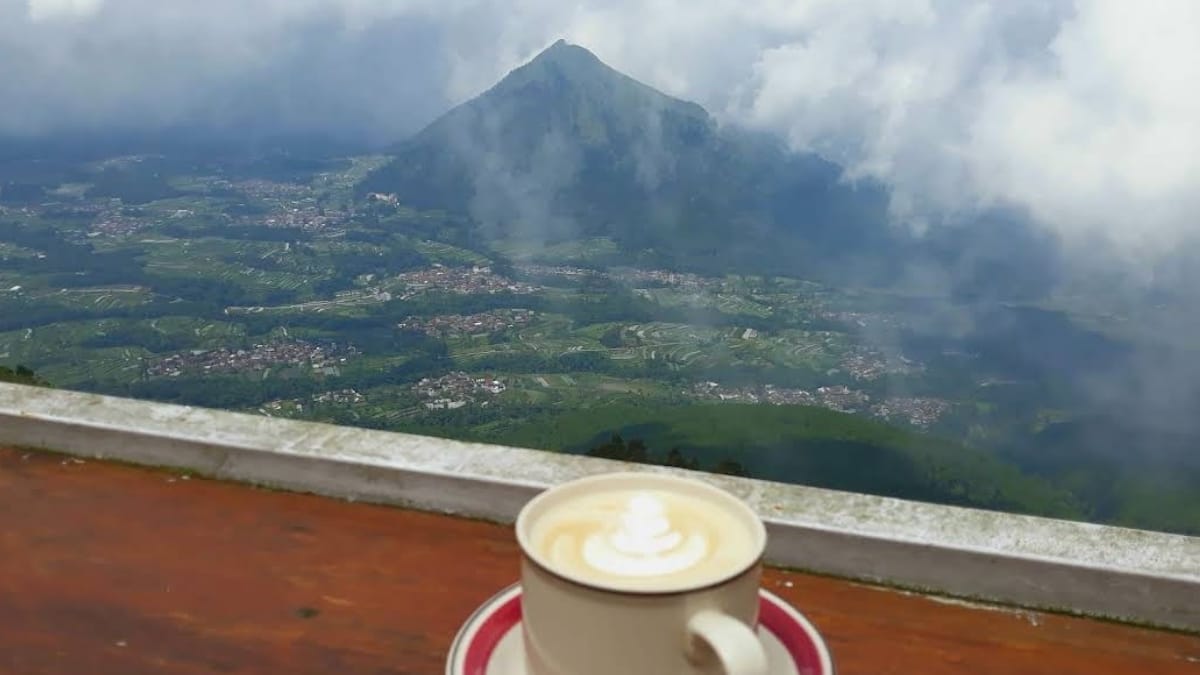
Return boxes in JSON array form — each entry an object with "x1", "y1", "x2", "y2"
[{"x1": 487, "y1": 402, "x2": 1085, "y2": 520}]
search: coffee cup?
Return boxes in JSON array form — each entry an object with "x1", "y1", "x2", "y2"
[{"x1": 516, "y1": 471, "x2": 769, "y2": 675}]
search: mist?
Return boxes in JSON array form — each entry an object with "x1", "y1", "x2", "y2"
[
  {"x1": 2, "y1": 0, "x2": 1197, "y2": 271},
  {"x1": 5, "y1": 0, "x2": 1200, "y2": 427}
]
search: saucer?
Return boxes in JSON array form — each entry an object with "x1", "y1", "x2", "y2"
[{"x1": 446, "y1": 583, "x2": 835, "y2": 675}]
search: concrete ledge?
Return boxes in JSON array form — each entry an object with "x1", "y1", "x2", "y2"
[{"x1": 2, "y1": 382, "x2": 1198, "y2": 632}]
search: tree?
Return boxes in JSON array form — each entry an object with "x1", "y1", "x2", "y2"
[
  {"x1": 599, "y1": 326, "x2": 625, "y2": 348},
  {"x1": 664, "y1": 447, "x2": 699, "y2": 470},
  {"x1": 626, "y1": 438, "x2": 648, "y2": 462},
  {"x1": 0, "y1": 365, "x2": 49, "y2": 387},
  {"x1": 490, "y1": 255, "x2": 518, "y2": 279},
  {"x1": 712, "y1": 459, "x2": 748, "y2": 477},
  {"x1": 586, "y1": 434, "x2": 649, "y2": 463},
  {"x1": 584, "y1": 436, "x2": 745, "y2": 478}
]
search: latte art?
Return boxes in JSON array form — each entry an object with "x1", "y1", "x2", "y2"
[
  {"x1": 529, "y1": 486, "x2": 757, "y2": 590},
  {"x1": 582, "y1": 493, "x2": 708, "y2": 577}
]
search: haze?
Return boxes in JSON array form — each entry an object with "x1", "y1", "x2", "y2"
[{"x1": 4, "y1": 0, "x2": 1199, "y2": 270}]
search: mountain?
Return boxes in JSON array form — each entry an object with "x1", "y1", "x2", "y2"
[
  {"x1": 360, "y1": 40, "x2": 1063, "y2": 294},
  {"x1": 359, "y1": 40, "x2": 902, "y2": 277}
]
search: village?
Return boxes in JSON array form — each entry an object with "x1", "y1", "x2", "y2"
[
  {"x1": 616, "y1": 268, "x2": 708, "y2": 290},
  {"x1": 238, "y1": 179, "x2": 348, "y2": 231},
  {"x1": 312, "y1": 388, "x2": 367, "y2": 405},
  {"x1": 869, "y1": 397, "x2": 953, "y2": 428},
  {"x1": 87, "y1": 209, "x2": 154, "y2": 237},
  {"x1": 412, "y1": 371, "x2": 508, "y2": 410},
  {"x1": 690, "y1": 381, "x2": 872, "y2": 412},
  {"x1": 515, "y1": 263, "x2": 595, "y2": 280},
  {"x1": 232, "y1": 179, "x2": 313, "y2": 200},
  {"x1": 148, "y1": 340, "x2": 357, "y2": 377},
  {"x1": 818, "y1": 305, "x2": 905, "y2": 326},
  {"x1": 516, "y1": 263, "x2": 714, "y2": 292},
  {"x1": 687, "y1": 380, "x2": 949, "y2": 428},
  {"x1": 1, "y1": 174, "x2": 349, "y2": 239},
  {"x1": 397, "y1": 309, "x2": 537, "y2": 337},
  {"x1": 839, "y1": 347, "x2": 925, "y2": 381},
  {"x1": 260, "y1": 203, "x2": 345, "y2": 232},
  {"x1": 396, "y1": 265, "x2": 540, "y2": 299}
]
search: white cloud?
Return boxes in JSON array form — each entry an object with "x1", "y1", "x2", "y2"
[
  {"x1": 2, "y1": 0, "x2": 1199, "y2": 267},
  {"x1": 542, "y1": 0, "x2": 1200, "y2": 264},
  {"x1": 26, "y1": 0, "x2": 103, "y2": 21},
  {"x1": 964, "y1": 0, "x2": 1200, "y2": 259}
]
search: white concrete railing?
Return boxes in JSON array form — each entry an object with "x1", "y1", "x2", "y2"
[{"x1": 1, "y1": 382, "x2": 1197, "y2": 632}]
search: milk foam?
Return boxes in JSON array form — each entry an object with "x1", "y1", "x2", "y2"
[
  {"x1": 528, "y1": 486, "x2": 757, "y2": 590},
  {"x1": 581, "y1": 492, "x2": 708, "y2": 577}
]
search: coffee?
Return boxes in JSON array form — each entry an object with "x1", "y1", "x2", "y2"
[
  {"x1": 517, "y1": 473, "x2": 770, "y2": 675},
  {"x1": 527, "y1": 486, "x2": 758, "y2": 591}
]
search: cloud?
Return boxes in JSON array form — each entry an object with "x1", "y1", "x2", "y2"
[
  {"x1": 1, "y1": 0, "x2": 1198, "y2": 268},
  {"x1": 451, "y1": 0, "x2": 1200, "y2": 269},
  {"x1": 26, "y1": 0, "x2": 104, "y2": 22},
  {"x1": 963, "y1": 1, "x2": 1200, "y2": 261},
  {"x1": 1, "y1": 0, "x2": 453, "y2": 142}
]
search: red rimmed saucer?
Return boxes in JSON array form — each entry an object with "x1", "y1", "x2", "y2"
[{"x1": 446, "y1": 583, "x2": 835, "y2": 675}]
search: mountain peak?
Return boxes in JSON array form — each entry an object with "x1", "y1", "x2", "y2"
[
  {"x1": 509, "y1": 38, "x2": 611, "y2": 87},
  {"x1": 533, "y1": 38, "x2": 594, "y2": 63},
  {"x1": 480, "y1": 38, "x2": 708, "y2": 127}
]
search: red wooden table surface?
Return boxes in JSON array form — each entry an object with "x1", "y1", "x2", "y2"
[{"x1": 1, "y1": 447, "x2": 1197, "y2": 674}]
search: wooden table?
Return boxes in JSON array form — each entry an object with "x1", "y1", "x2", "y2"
[{"x1": 2, "y1": 447, "x2": 1197, "y2": 674}]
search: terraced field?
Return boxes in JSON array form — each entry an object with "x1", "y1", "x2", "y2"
[
  {"x1": 0, "y1": 241, "x2": 39, "y2": 259},
  {"x1": 413, "y1": 240, "x2": 490, "y2": 266},
  {"x1": 494, "y1": 237, "x2": 619, "y2": 263},
  {"x1": 0, "y1": 313, "x2": 264, "y2": 386},
  {"x1": 590, "y1": 322, "x2": 842, "y2": 371},
  {"x1": 632, "y1": 288, "x2": 772, "y2": 318},
  {"x1": 0, "y1": 321, "x2": 144, "y2": 372},
  {"x1": 449, "y1": 342, "x2": 533, "y2": 363},
  {"x1": 37, "y1": 346, "x2": 148, "y2": 383},
  {"x1": 148, "y1": 317, "x2": 247, "y2": 343},
  {"x1": 763, "y1": 330, "x2": 849, "y2": 369},
  {"x1": 312, "y1": 155, "x2": 392, "y2": 204},
  {"x1": 443, "y1": 317, "x2": 849, "y2": 377},
  {"x1": 712, "y1": 293, "x2": 774, "y2": 317},
  {"x1": 140, "y1": 239, "x2": 315, "y2": 292},
  {"x1": 4, "y1": 285, "x2": 156, "y2": 312},
  {"x1": 46, "y1": 286, "x2": 155, "y2": 310},
  {"x1": 0, "y1": 271, "x2": 30, "y2": 291},
  {"x1": 225, "y1": 289, "x2": 391, "y2": 315}
]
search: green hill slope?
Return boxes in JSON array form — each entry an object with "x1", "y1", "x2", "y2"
[{"x1": 492, "y1": 402, "x2": 1084, "y2": 520}]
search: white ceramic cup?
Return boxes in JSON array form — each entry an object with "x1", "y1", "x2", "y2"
[{"x1": 516, "y1": 471, "x2": 769, "y2": 675}]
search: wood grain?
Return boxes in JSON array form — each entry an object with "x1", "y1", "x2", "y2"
[{"x1": 1, "y1": 448, "x2": 1197, "y2": 674}]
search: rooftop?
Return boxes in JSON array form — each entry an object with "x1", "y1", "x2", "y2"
[{"x1": 1, "y1": 382, "x2": 1198, "y2": 673}]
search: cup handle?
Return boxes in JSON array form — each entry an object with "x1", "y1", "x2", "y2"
[{"x1": 686, "y1": 610, "x2": 769, "y2": 675}]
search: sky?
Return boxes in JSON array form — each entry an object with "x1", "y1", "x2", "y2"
[{"x1": 4, "y1": 0, "x2": 1199, "y2": 270}]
